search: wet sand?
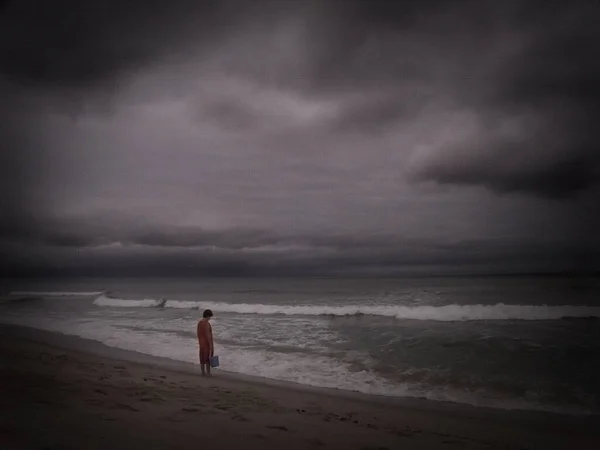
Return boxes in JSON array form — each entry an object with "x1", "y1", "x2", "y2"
[{"x1": 0, "y1": 324, "x2": 598, "y2": 449}]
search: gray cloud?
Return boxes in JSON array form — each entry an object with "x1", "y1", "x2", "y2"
[
  {"x1": 1, "y1": 0, "x2": 599, "y2": 276},
  {"x1": 413, "y1": 148, "x2": 599, "y2": 199},
  {"x1": 405, "y1": 1, "x2": 600, "y2": 198},
  {"x1": 3, "y1": 230, "x2": 596, "y2": 277},
  {"x1": 1, "y1": 211, "x2": 597, "y2": 277},
  {"x1": 0, "y1": 0, "x2": 222, "y2": 87}
]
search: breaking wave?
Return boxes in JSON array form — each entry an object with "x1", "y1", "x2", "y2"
[
  {"x1": 10, "y1": 291, "x2": 105, "y2": 297},
  {"x1": 93, "y1": 295, "x2": 165, "y2": 308},
  {"x1": 92, "y1": 295, "x2": 600, "y2": 321}
]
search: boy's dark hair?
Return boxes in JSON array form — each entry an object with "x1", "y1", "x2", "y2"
[{"x1": 203, "y1": 309, "x2": 213, "y2": 318}]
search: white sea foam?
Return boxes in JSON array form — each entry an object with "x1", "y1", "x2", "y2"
[
  {"x1": 0, "y1": 312, "x2": 594, "y2": 414},
  {"x1": 93, "y1": 295, "x2": 162, "y2": 308},
  {"x1": 92, "y1": 296, "x2": 600, "y2": 321},
  {"x1": 164, "y1": 300, "x2": 200, "y2": 309},
  {"x1": 10, "y1": 291, "x2": 105, "y2": 297}
]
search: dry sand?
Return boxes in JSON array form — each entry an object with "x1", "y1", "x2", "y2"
[{"x1": 0, "y1": 324, "x2": 598, "y2": 450}]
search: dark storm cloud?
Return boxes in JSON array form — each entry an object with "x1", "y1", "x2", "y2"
[
  {"x1": 291, "y1": 0, "x2": 599, "y2": 198},
  {"x1": 413, "y1": 146, "x2": 599, "y2": 199},
  {"x1": 0, "y1": 214, "x2": 279, "y2": 250},
  {"x1": 0, "y1": 80, "x2": 48, "y2": 226},
  {"x1": 3, "y1": 227, "x2": 596, "y2": 277},
  {"x1": 2, "y1": 210, "x2": 597, "y2": 276},
  {"x1": 1, "y1": 0, "x2": 599, "y2": 277},
  {"x1": 405, "y1": 1, "x2": 600, "y2": 198},
  {"x1": 0, "y1": 0, "x2": 225, "y2": 87}
]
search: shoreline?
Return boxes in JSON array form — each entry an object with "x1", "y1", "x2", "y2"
[
  {"x1": 1, "y1": 324, "x2": 599, "y2": 449},
  {"x1": 2, "y1": 322, "x2": 597, "y2": 418}
]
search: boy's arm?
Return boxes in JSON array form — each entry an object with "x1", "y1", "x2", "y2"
[{"x1": 208, "y1": 323, "x2": 214, "y2": 355}]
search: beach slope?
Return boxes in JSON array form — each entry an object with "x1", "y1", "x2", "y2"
[{"x1": 0, "y1": 325, "x2": 597, "y2": 450}]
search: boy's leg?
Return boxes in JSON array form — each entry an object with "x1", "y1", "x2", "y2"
[{"x1": 199, "y1": 349, "x2": 206, "y2": 375}]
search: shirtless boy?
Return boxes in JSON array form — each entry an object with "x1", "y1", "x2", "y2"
[{"x1": 196, "y1": 309, "x2": 214, "y2": 376}]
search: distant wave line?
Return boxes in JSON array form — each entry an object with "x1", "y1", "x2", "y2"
[
  {"x1": 92, "y1": 295, "x2": 600, "y2": 321},
  {"x1": 10, "y1": 291, "x2": 105, "y2": 297}
]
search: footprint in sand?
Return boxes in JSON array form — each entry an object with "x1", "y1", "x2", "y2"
[
  {"x1": 323, "y1": 412, "x2": 340, "y2": 422},
  {"x1": 113, "y1": 402, "x2": 139, "y2": 412},
  {"x1": 181, "y1": 407, "x2": 200, "y2": 412},
  {"x1": 167, "y1": 415, "x2": 187, "y2": 423},
  {"x1": 231, "y1": 413, "x2": 250, "y2": 422},
  {"x1": 386, "y1": 425, "x2": 420, "y2": 438},
  {"x1": 441, "y1": 438, "x2": 467, "y2": 446},
  {"x1": 142, "y1": 396, "x2": 164, "y2": 403},
  {"x1": 252, "y1": 434, "x2": 269, "y2": 440},
  {"x1": 266, "y1": 425, "x2": 289, "y2": 432}
]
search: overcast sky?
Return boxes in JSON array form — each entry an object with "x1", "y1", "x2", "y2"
[{"x1": 1, "y1": 0, "x2": 599, "y2": 277}]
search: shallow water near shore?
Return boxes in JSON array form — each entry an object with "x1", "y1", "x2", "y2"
[{"x1": 1, "y1": 275, "x2": 599, "y2": 415}]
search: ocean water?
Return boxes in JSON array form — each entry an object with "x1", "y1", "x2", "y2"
[{"x1": 1, "y1": 276, "x2": 599, "y2": 415}]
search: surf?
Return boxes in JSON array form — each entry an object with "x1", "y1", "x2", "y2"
[
  {"x1": 10, "y1": 291, "x2": 105, "y2": 297},
  {"x1": 92, "y1": 295, "x2": 600, "y2": 321}
]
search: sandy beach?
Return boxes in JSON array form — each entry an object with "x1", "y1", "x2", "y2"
[{"x1": 0, "y1": 324, "x2": 598, "y2": 450}]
